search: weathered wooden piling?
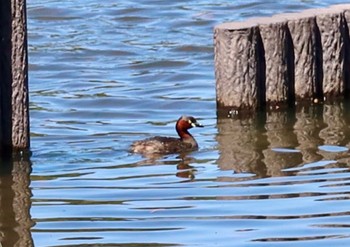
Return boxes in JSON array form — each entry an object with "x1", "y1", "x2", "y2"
[
  {"x1": 0, "y1": 0, "x2": 30, "y2": 156},
  {"x1": 315, "y1": 7, "x2": 347, "y2": 98},
  {"x1": 286, "y1": 12, "x2": 321, "y2": 101},
  {"x1": 214, "y1": 22, "x2": 264, "y2": 110},
  {"x1": 258, "y1": 17, "x2": 295, "y2": 107},
  {"x1": 214, "y1": 4, "x2": 350, "y2": 112}
]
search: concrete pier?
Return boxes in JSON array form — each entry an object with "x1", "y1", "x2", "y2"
[{"x1": 214, "y1": 4, "x2": 350, "y2": 112}]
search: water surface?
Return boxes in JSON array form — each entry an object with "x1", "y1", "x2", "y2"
[{"x1": 3, "y1": 0, "x2": 350, "y2": 246}]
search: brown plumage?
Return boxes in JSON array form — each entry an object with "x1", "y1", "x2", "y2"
[{"x1": 131, "y1": 115, "x2": 203, "y2": 155}]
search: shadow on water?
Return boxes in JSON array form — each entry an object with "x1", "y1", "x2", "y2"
[
  {"x1": 0, "y1": 156, "x2": 33, "y2": 247},
  {"x1": 216, "y1": 100, "x2": 350, "y2": 178}
]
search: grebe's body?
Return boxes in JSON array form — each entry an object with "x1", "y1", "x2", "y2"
[{"x1": 131, "y1": 116, "x2": 203, "y2": 154}]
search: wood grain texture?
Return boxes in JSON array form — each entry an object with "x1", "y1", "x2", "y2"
[
  {"x1": 214, "y1": 4, "x2": 350, "y2": 111},
  {"x1": 316, "y1": 10, "x2": 346, "y2": 99},
  {"x1": 259, "y1": 20, "x2": 294, "y2": 107},
  {"x1": 0, "y1": 0, "x2": 29, "y2": 154},
  {"x1": 11, "y1": 0, "x2": 30, "y2": 150},
  {"x1": 214, "y1": 24, "x2": 264, "y2": 111},
  {"x1": 342, "y1": 8, "x2": 350, "y2": 96},
  {"x1": 288, "y1": 15, "x2": 321, "y2": 101}
]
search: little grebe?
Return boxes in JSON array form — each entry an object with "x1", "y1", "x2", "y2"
[{"x1": 131, "y1": 115, "x2": 203, "y2": 154}]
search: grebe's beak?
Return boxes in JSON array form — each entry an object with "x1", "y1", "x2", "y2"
[{"x1": 191, "y1": 122, "x2": 203, "y2": 128}]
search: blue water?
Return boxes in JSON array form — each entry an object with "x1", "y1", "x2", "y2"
[{"x1": 10, "y1": 0, "x2": 350, "y2": 246}]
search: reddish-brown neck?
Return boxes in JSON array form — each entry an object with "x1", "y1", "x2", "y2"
[
  {"x1": 176, "y1": 120, "x2": 192, "y2": 140},
  {"x1": 176, "y1": 128, "x2": 193, "y2": 140}
]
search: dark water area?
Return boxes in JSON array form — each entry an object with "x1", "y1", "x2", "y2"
[{"x1": 2, "y1": 0, "x2": 350, "y2": 246}]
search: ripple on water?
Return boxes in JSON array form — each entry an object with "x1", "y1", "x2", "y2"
[
  {"x1": 30, "y1": 149, "x2": 350, "y2": 246},
  {"x1": 319, "y1": 145, "x2": 350, "y2": 153},
  {"x1": 26, "y1": 0, "x2": 350, "y2": 247}
]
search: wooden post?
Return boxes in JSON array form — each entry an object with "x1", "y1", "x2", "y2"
[
  {"x1": 286, "y1": 12, "x2": 322, "y2": 102},
  {"x1": 214, "y1": 21, "x2": 265, "y2": 112},
  {"x1": 337, "y1": 5, "x2": 350, "y2": 97},
  {"x1": 0, "y1": 0, "x2": 30, "y2": 156},
  {"x1": 258, "y1": 17, "x2": 294, "y2": 108},
  {"x1": 214, "y1": 4, "x2": 350, "y2": 112},
  {"x1": 314, "y1": 8, "x2": 347, "y2": 99}
]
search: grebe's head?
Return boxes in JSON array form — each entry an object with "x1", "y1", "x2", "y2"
[{"x1": 176, "y1": 115, "x2": 203, "y2": 131}]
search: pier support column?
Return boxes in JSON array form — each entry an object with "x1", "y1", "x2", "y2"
[
  {"x1": 214, "y1": 4, "x2": 350, "y2": 112},
  {"x1": 0, "y1": 0, "x2": 30, "y2": 156},
  {"x1": 214, "y1": 22, "x2": 265, "y2": 112},
  {"x1": 287, "y1": 13, "x2": 322, "y2": 102},
  {"x1": 315, "y1": 8, "x2": 347, "y2": 99},
  {"x1": 259, "y1": 18, "x2": 294, "y2": 108}
]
